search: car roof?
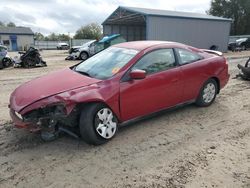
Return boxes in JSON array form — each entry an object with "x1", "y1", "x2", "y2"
[{"x1": 113, "y1": 40, "x2": 189, "y2": 51}]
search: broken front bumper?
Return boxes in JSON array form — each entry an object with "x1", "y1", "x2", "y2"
[{"x1": 9, "y1": 109, "x2": 41, "y2": 132}]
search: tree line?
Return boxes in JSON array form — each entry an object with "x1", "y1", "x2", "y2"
[
  {"x1": 35, "y1": 23, "x2": 102, "y2": 41},
  {"x1": 208, "y1": 0, "x2": 250, "y2": 35},
  {"x1": 1, "y1": 21, "x2": 102, "y2": 41},
  {"x1": 0, "y1": 21, "x2": 16, "y2": 27}
]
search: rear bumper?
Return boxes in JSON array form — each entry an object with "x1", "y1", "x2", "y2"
[
  {"x1": 9, "y1": 109, "x2": 40, "y2": 132},
  {"x1": 219, "y1": 68, "x2": 230, "y2": 89}
]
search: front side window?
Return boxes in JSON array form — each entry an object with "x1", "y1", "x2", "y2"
[
  {"x1": 133, "y1": 49, "x2": 176, "y2": 74},
  {"x1": 176, "y1": 48, "x2": 203, "y2": 65}
]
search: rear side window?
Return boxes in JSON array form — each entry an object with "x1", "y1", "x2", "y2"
[
  {"x1": 133, "y1": 49, "x2": 176, "y2": 74},
  {"x1": 176, "y1": 48, "x2": 203, "y2": 65}
]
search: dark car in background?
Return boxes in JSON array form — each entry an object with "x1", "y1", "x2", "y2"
[{"x1": 228, "y1": 38, "x2": 250, "y2": 51}]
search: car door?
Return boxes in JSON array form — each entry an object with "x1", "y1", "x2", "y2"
[
  {"x1": 89, "y1": 41, "x2": 97, "y2": 56},
  {"x1": 119, "y1": 48, "x2": 183, "y2": 121},
  {"x1": 246, "y1": 38, "x2": 250, "y2": 48},
  {"x1": 175, "y1": 48, "x2": 207, "y2": 102}
]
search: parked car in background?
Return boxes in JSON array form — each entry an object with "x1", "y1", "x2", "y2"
[
  {"x1": 228, "y1": 38, "x2": 250, "y2": 51},
  {"x1": 94, "y1": 34, "x2": 126, "y2": 54},
  {"x1": 66, "y1": 34, "x2": 126, "y2": 60},
  {"x1": 57, "y1": 42, "x2": 69, "y2": 50},
  {"x1": 9, "y1": 41, "x2": 229, "y2": 145},
  {"x1": 67, "y1": 40, "x2": 97, "y2": 60},
  {"x1": 0, "y1": 45, "x2": 13, "y2": 69}
]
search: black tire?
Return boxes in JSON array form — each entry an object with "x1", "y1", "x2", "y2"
[
  {"x1": 80, "y1": 52, "x2": 88, "y2": 60},
  {"x1": 41, "y1": 60, "x2": 47, "y2": 67},
  {"x1": 2, "y1": 58, "x2": 13, "y2": 67},
  {"x1": 79, "y1": 103, "x2": 118, "y2": 145},
  {"x1": 196, "y1": 79, "x2": 218, "y2": 107},
  {"x1": 0, "y1": 61, "x2": 3, "y2": 69},
  {"x1": 242, "y1": 45, "x2": 246, "y2": 51}
]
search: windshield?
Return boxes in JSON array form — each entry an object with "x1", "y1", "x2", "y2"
[
  {"x1": 236, "y1": 38, "x2": 248, "y2": 43},
  {"x1": 75, "y1": 47, "x2": 138, "y2": 80}
]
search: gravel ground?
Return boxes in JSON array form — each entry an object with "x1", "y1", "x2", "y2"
[{"x1": 0, "y1": 50, "x2": 249, "y2": 188}]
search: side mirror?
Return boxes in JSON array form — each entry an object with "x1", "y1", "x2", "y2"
[{"x1": 129, "y1": 69, "x2": 146, "y2": 80}]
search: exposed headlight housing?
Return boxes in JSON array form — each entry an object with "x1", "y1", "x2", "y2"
[
  {"x1": 72, "y1": 48, "x2": 80, "y2": 52},
  {"x1": 23, "y1": 103, "x2": 66, "y2": 122},
  {"x1": 15, "y1": 111, "x2": 23, "y2": 120}
]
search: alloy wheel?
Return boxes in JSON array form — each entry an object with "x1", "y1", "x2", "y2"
[{"x1": 202, "y1": 83, "x2": 216, "y2": 103}]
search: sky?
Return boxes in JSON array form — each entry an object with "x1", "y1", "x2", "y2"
[{"x1": 0, "y1": 0, "x2": 211, "y2": 35}]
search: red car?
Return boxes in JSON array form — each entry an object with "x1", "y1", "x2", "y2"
[{"x1": 9, "y1": 41, "x2": 229, "y2": 145}]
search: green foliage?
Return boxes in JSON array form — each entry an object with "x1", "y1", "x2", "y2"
[
  {"x1": 74, "y1": 23, "x2": 102, "y2": 40},
  {"x1": 208, "y1": 0, "x2": 250, "y2": 35},
  {"x1": 57, "y1": 34, "x2": 70, "y2": 41},
  {"x1": 42, "y1": 33, "x2": 70, "y2": 41},
  {"x1": 6, "y1": 22, "x2": 16, "y2": 27},
  {"x1": 34, "y1": 32, "x2": 45, "y2": 40},
  {"x1": 0, "y1": 21, "x2": 4, "y2": 27},
  {"x1": 0, "y1": 21, "x2": 17, "y2": 27}
]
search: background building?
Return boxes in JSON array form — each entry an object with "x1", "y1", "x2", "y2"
[
  {"x1": 103, "y1": 6, "x2": 231, "y2": 52},
  {"x1": 0, "y1": 27, "x2": 34, "y2": 51}
]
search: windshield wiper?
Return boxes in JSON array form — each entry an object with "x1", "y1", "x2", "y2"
[
  {"x1": 74, "y1": 67, "x2": 92, "y2": 77},
  {"x1": 77, "y1": 71, "x2": 92, "y2": 77}
]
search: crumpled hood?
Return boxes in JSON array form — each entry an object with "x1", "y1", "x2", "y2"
[{"x1": 10, "y1": 68, "x2": 101, "y2": 112}]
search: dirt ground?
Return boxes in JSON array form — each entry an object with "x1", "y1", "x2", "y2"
[{"x1": 0, "y1": 50, "x2": 250, "y2": 188}]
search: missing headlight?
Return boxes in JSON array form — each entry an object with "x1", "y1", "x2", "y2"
[{"x1": 23, "y1": 103, "x2": 66, "y2": 122}]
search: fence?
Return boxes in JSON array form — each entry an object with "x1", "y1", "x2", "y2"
[{"x1": 34, "y1": 39, "x2": 93, "y2": 50}]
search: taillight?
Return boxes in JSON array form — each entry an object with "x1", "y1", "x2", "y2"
[{"x1": 223, "y1": 57, "x2": 228, "y2": 65}]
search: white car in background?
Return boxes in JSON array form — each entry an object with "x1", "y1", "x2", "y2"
[
  {"x1": 57, "y1": 42, "x2": 69, "y2": 50},
  {"x1": 67, "y1": 40, "x2": 97, "y2": 60}
]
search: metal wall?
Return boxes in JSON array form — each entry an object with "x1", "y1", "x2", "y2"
[
  {"x1": 0, "y1": 34, "x2": 34, "y2": 51},
  {"x1": 147, "y1": 16, "x2": 231, "y2": 52},
  {"x1": 103, "y1": 24, "x2": 146, "y2": 41},
  {"x1": 34, "y1": 39, "x2": 92, "y2": 50}
]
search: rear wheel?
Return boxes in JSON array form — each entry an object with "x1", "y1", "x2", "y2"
[
  {"x1": 23, "y1": 57, "x2": 36, "y2": 68},
  {"x1": 242, "y1": 45, "x2": 246, "y2": 50},
  {"x1": 196, "y1": 79, "x2": 218, "y2": 107},
  {"x1": 79, "y1": 103, "x2": 118, "y2": 145}
]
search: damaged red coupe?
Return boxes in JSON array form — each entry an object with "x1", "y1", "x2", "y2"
[{"x1": 9, "y1": 41, "x2": 229, "y2": 145}]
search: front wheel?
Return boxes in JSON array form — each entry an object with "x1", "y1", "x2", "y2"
[
  {"x1": 196, "y1": 79, "x2": 218, "y2": 107},
  {"x1": 79, "y1": 103, "x2": 118, "y2": 145},
  {"x1": 80, "y1": 52, "x2": 88, "y2": 60}
]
